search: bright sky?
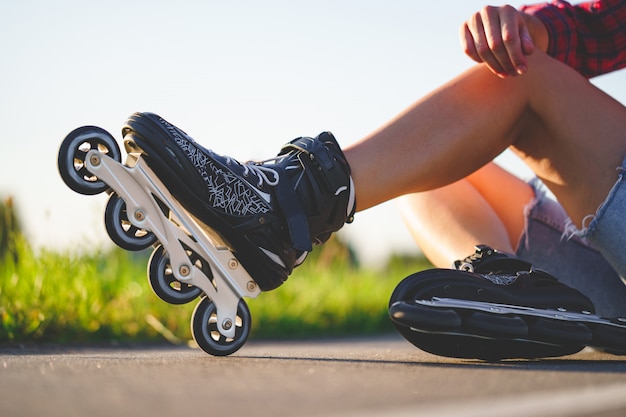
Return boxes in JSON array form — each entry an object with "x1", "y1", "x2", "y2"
[{"x1": 1, "y1": 0, "x2": 625, "y2": 266}]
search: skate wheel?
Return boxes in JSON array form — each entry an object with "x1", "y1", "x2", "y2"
[
  {"x1": 528, "y1": 318, "x2": 592, "y2": 344},
  {"x1": 464, "y1": 311, "x2": 528, "y2": 337},
  {"x1": 191, "y1": 297, "x2": 251, "y2": 356},
  {"x1": 105, "y1": 194, "x2": 158, "y2": 251},
  {"x1": 148, "y1": 245, "x2": 202, "y2": 305},
  {"x1": 58, "y1": 126, "x2": 121, "y2": 195},
  {"x1": 400, "y1": 332, "x2": 584, "y2": 361},
  {"x1": 389, "y1": 301, "x2": 461, "y2": 330},
  {"x1": 591, "y1": 322, "x2": 626, "y2": 354}
]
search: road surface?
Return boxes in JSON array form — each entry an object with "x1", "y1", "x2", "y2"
[{"x1": 1, "y1": 335, "x2": 626, "y2": 417}]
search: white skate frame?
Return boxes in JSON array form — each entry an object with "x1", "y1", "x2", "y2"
[{"x1": 86, "y1": 149, "x2": 261, "y2": 339}]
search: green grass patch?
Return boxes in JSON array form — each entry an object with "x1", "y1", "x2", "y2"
[
  {"x1": 248, "y1": 244, "x2": 432, "y2": 339},
  {"x1": 0, "y1": 234, "x2": 431, "y2": 345}
]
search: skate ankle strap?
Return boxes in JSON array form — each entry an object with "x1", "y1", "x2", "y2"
[{"x1": 283, "y1": 134, "x2": 354, "y2": 203}]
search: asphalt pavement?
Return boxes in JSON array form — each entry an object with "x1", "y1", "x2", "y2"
[{"x1": 1, "y1": 334, "x2": 626, "y2": 417}]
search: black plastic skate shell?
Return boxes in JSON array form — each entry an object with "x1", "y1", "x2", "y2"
[
  {"x1": 389, "y1": 245, "x2": 626, "y2": 360},
  {"x1": 58, "y1": 125, "x2": 261, "y2": 356}
]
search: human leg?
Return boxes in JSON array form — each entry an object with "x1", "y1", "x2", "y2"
[
  {"x1": 121, "y1": 51, "x2": 626, "y2": 289},
  {"x1": 398, "y1": 162, "x2": 533, "y2": 267},
  {"x1": 344, "y1": 51, "x2": 626, "y2": 229}
]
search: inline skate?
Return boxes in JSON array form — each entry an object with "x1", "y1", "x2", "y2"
[
  {"x1": 389, "y1": 245, "x2": 626, "y2": 360},
  {"x1": 57, "y1": 112, "x2": 355, "y2": 356}
]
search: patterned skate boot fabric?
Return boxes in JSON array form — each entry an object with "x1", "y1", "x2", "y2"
[{"x1": 121, "y1": 112, "x2": 356, "y2": 291}]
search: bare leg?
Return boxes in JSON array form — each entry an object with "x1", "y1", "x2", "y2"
[
  {"x1": 344, "y1": 51, "x2": 626, "y2": 228},
  {"x1": 398, "y1": 162, "x2": 533, "y2": 267}
]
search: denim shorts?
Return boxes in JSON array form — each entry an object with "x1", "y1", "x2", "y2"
[
  {"x1": 515, "y1": 178, "x2": 626, "y2": 317},
  {"x1": 578, "y1": 155, "x2": 626, "y2": 277}
]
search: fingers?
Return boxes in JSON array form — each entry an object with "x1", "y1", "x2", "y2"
[
  {"x1": 460, "y1": 5, "x2": 535, "y2": 78},
  {"x1": 462, "y1": 10, "x2": 509, "y2": 76}
]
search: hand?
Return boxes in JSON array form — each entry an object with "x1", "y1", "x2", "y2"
[{"x1": 460, "y1": 5, "x2": 535, "y2": 78}]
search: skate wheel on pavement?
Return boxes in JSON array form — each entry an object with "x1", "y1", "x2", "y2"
[
  {"x1": 58, "y1": 126, "x2": 121, "y2": 195},
  {"x1": 148, "y1": 245, "x2": 202, "y2": 305},
  {"x1": 591, "y1": 321, "x2": 626, "y2": 354},
  {"x1": 389, "y1": 301, "x2": 461, "y2": 330},
  {"x1": 191, "y1": 297, "x2": 251, "y2": 356},
  {"x1": 398, "y1": 332, "x2": 584, "y2": 361},
  {"x1": 105, "y1": 194, "x2": 158, "y2": 251}
]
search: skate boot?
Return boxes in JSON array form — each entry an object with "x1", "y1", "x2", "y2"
[
  {"x1": 121, "y1": 112, "x2": 356, "y2": 291},
  {"x1": 389, "y1": 245, "x2": 626, "y2": 360},
  {"x1": 57, "y1": 113, "x2": 355, "y2": 356}
]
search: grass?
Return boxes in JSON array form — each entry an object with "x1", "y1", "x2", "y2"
[
  {"x1": 0, "y1": 231, "x2": 431, "y2": 346},
  {"x1": 248, "y1": 242, "x2": 432, "y2": 339}
]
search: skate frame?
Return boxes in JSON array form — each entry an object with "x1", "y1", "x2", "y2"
[
  {"x1": 417, "y1": 298, "x2": 626, "y2": 328},
  {"x1": 85, "y1": 149, "x2": 261, "y2": 339}
]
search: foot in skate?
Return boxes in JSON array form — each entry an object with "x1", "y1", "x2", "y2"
[
  {"x1": 121, "y1": 112, "x2": 356, "y2": 291},
  {"x1": 57, "y1": 113, "x2": 356, "y2": 356},
  {"x1": 389, "y1": 245, "x2": 626, "y2": 360}
]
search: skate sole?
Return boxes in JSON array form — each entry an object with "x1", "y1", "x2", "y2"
[{"x1": 390, "y1": 298, "x2": 626, "y2": 360}]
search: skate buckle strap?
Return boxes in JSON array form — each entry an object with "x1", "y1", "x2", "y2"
[
  {"x1": 285, "y1": 134, "x2": 351, "y2": 194},
  {"x1": 272, "y1": 165, "x2": 312, "y2": 252}
]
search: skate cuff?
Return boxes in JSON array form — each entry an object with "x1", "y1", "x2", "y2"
[
  {"x1": 275, "y1": 132, "x2": 355, "y2": 251},
  {"x1": 284, "y1": 134, "x2": 353, "y2": 195}
]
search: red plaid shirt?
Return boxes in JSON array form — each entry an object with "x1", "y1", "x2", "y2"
[{"x1": 521, "y1": 0, "x2": 626, "y2": 78}]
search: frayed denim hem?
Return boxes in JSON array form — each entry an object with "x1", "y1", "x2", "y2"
[
  {"x1": 564, "y1": 155, "x2": 626, "y2": 279},
  {"x1": 563, "y1": 158, "x2": 626, "y2": 243},
  {"x1": 563, "y1": 216, "x2": 594, "y2": 242},
  {"x1": 520, "y1": 177, "x2": 593, "y2": 249}
]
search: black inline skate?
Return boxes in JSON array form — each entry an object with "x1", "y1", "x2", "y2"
[
  {"x1": 389, "y1": 245, "x2": 626, "y2": 360},
  {"x1": 57, "y1": 112, "x2": 355, "y2": 356}
]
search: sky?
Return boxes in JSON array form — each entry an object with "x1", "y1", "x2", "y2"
[{"x1": 1, "y1": 0, "x2": 625, "y2": 266}]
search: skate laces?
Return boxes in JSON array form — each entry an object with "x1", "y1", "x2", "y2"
[
  {"x1": 226, "y1": 157, "x2": 280, "y2": 188},
  {"x1": 454, "y1": 246, "x2": 491, "y2": 272},
  {"x1": 456, "y1": 249, "x2": 518, "y2": 286}
]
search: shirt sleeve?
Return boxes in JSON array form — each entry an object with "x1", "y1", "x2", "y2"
[{"x1": 521, "y1": 0, "x2": 626, "y2": 78}]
